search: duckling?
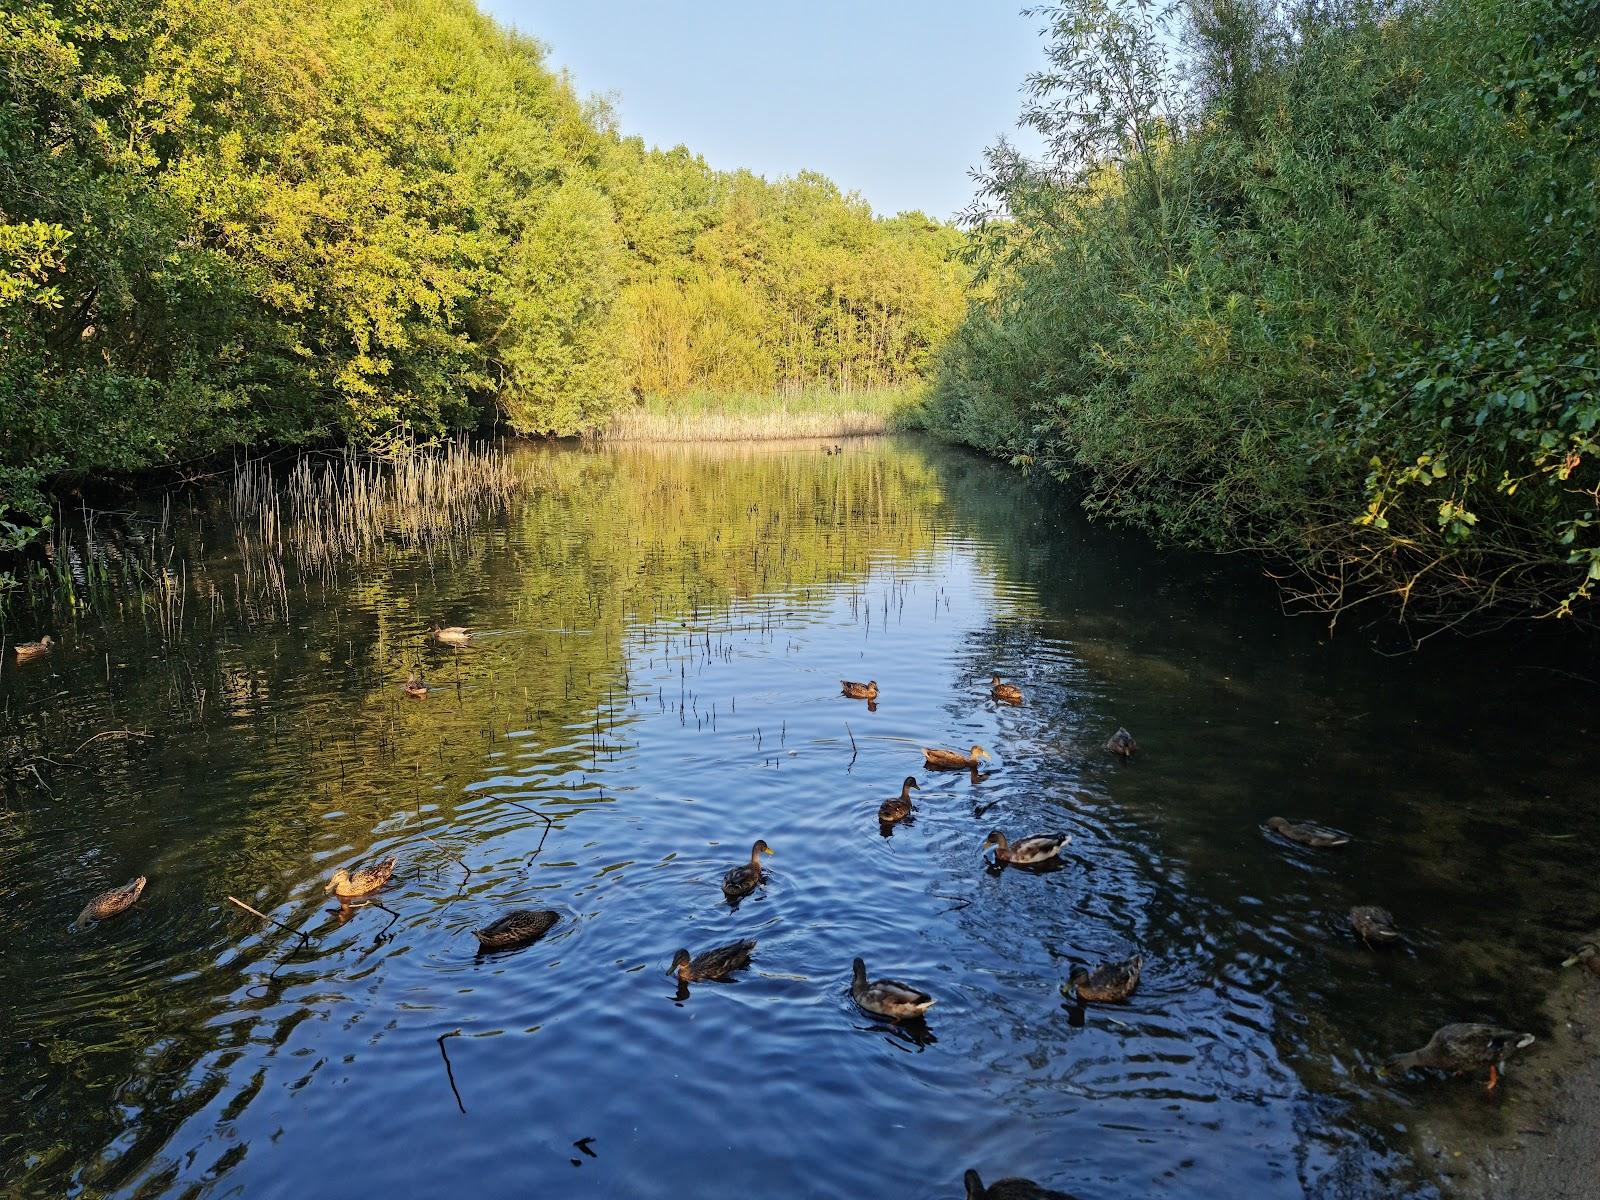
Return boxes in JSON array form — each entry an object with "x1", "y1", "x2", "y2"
[
  {"x1": 963, "y1": 1169, "x2": 1079, "y2": 1200},
  {"x1": 473, "y1": 908, "x2": 560, "y2": 950},
  {"x1": 1384, "y1": 1022, "x2": 1536, "y2": 1091},
  {"x1": 429, "y1": 624, "x2": 471, "y2": 647},
  {"x1": 924, "y1": 745, "x2": 991, "y2": 771},
  {"x1": 878, "y1": 776, "x2": 919, "y2": 824},
  {"x1": 1264, "y1": 816, "x2": 1350, "y2": 848},
  {"x1": 11, "y1": 635, "x2": 54, "y2": 662},
  {"x1": 841, "y1": 679, "x2": 878, "y2": 701},
  {"x1": 669, "y1": 939, "x2": 757, "y2": 983},
  {"x1": 982, "y1": 829, "x2": 1070, "y2": 866},
  {"x1": 1350, "y1": 905, "x2": 1400, "y2": 946},
  {"x1": 1104, "y1": 727, "x2": 1137, "y2": 758},
  {"x1": 1063, "y1": 954, "x2": 1143, "y2": 1003},
  {"x1": 722, "y1": 839, "x2": 773, "y2": 899},
  {"x1": 851, "y1": 957, "x2": 935, "y2": 1020},
  {"x1": 990, "y1": 675, "x2": 1023, "y2": 704},
  {"x1": 403, "y1": 670, "x2": 429, "y2": 699},
  {"x1": 324, "y1": 856, "x2": 396, "y2": 899},
  {"x1": 1562, "y1": 942, "x2": 1600, "y2": 975},
  {"x1": 74, "y1": 876, "x2": 146, "y2": 928}
]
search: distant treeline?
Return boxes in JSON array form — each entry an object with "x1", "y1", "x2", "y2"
[
  {"x1": 932, "y1": 0, "x2": 1598, "y2": 627},
  {"x1": 0, "y1": 0, "x2": 967, "y2": 549}
]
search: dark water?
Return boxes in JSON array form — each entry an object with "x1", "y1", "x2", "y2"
[{"x1": 2, "y1": 437, "x2": 1596, "y2": 1199}]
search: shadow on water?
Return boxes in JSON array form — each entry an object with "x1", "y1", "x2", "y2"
[{"x1": 1, "y1": 435, "x2": 1596, "y2": 1198}]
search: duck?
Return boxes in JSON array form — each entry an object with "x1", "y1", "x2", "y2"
[
  {"x1": 851, "y1": 957, "x2": 935, "y2": 1020},
  {"x1": 1350, "y1": 905, "x2": 1400, "y2": 945},
  {"x1": 841, "y1": 679, "x2": 878, "y2": 701},
  {"x1": 924, "y1": 745, "x2": 990, "y2": 771},
  {"x1": 878, "y1": 776, "x2": 919, "y2": 824},
  {"x1": 1063, "y1": 954, "x2": 1143, "y2": 1003},
  {"x1": 403, "y1": 670, "x2": 429, "y2": 699},
  {"x1": 473, "y1": 908, "x2": 560, "y2": 950},
  {"x1": 1562, "y1": 942, "x2": 1600, "y2": 974},
  {"x1": 1384, "y1": 1022, "x2": 1536, "y2": 1091},
  {"x1": 74, "y1": 876, "x2": 146, "y2": 928},
  {"x1": 429, "y1": 624, "x2": 471, "y2": 647},
  {"x1": 1104, "y1": 727, "x2": 1137, "y2": 758},
  {"x1": 669, "y1": 939, "x2": 757, "y2": 983},
  {"x1": 982, "y1": 829, "x2": 1070, "y2": 866},
  {"x1": 324, "y1": 856, "x2": 397, "y2": 899},
  {"x1": 722, "y1": 839, "x2": 773, "y2": 899},
  {"x1": 990, "y1": 675, "x2": 1023, "y2": 704},
  {"x1": 963, "y1": 1169, "x2": 1079, "y2": 1200},
  {"x1": 1264, "y1": 816, "x2": 1350, "y2": 848},
  {"x1": 12, "y1": 635, "x2": 54, "y2": 662}
]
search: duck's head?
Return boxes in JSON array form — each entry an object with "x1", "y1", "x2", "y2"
[
  {"x1": 990, "y1": 674, "x2": 1002, "y2": 685},
  {"x1": 751, "y1": 839, "x2": 773, "y2": 859},
  {"x1": 981, "y1": 830, "x2": 1008, "y2": 852},
  {"x1": 851, "y1": 957, "x2": 867, "y2": 984},
  {"x1": 668, "y1": 949, "x2": 692, "y2": 979},
  {"x1": 971, "y1": 746, "x2": 991, "y2": 762},
  {"x1": 323, "y1": 869, "x2": 349, "y2": 894},
  {"x1": 902, "y1": 776, "x2": 920, "y2": 793},
  {"x1": 1563, "y1": 942, "x2": 1599, "y2": 968},
  {"x1": 963, "y1": 1169, "x2": 986, "y2": 1199},
  {"x1": 40, "y1": 635, "x2": 54, "y2": 648},
  {"x1": 1265, "y1": 816, "x2": 1290, "y2": 835}
]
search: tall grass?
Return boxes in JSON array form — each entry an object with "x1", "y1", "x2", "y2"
[{"x1": 602, "y1": 387, "x2": 928, "y2": 443}]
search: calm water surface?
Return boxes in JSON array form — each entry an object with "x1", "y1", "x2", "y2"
[{"x1": 2, "y1": 437, "x2": 1596, "y2": 1199}]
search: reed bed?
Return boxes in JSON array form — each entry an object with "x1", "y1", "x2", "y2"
[{"x1": 602, "y1": 388, "x2": 925, "y2": 443}]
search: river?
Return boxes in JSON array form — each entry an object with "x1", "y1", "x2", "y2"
[{"x1": 2, "y1": 436, "x2": 1594, "y2": 1199}]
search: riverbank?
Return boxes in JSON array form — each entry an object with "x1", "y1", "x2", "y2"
[
  {"x1": 1417, "y1": 957, "x2": 1600, "y2": 1198},
  {"x1": 600, "y1": 387, "x2": 924, "y2": 442}
]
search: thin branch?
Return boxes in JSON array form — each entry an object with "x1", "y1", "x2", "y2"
[{"x1": 437, "y1": 1030, "x2": 467, "y2": 1113}]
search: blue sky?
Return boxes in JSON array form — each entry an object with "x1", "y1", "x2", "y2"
[{"x1": 479, "y1": 1, "x2": 1046, "y2": 220}]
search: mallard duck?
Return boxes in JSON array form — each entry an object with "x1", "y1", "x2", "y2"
[
  {"x1": 841, "y1": 679, "x2": 878, "y2": 700},
  {"x1": 1384, "y1": 1022, "x2": 1536, "y2": 1091},
  {"x1": 12, "y1": 635, "x2": 55, "y2": 662},
  {"x1": 721, "y1": 839, "x2": 773, "y2": 898},
  {"x1": 1264, "y1": 816, "x2": 1350, "y2": 848},
  {"x1": 429, "y1": 624, "x2": 471, "y2": 647},
  {"x1": 982, "y1": 829, "x2": 1069, "y2": 866},
  {"x1": 964, "y1": 1169, "x2": 1079, "y2": 1200},
  {"x1": 74, "y1": 876, "x2": 146, "y2": 928},
  {"x1": 878, "y1": 776, "x2": 919, "y2": 824},
  {"x1": 851, "y1": 957, "x2": 935, "y2": 1020},
  {"x1": 324, "y1": 856, "x2": 396, "y2": 899},
  {"x1": 403, "y1": 670, "x2": 429, "y2": 699},
  {"x1": 473, "y1": 908, "x2": 560, "y2": 950},
  {"x1": 1350, "y1": 905, "x2": 1400, "y2": 945},
  {"x1": 990, "y1": 675, "x2": 1023, "y2": 704},
  {"x1": 669, "y1": 939, "x2": 757, "y2": 983},
  {"x1": 1562, "y1": 942, "x2": 1600, "y2": 974},
  {"x1": 1104, "y1": 727, "x2": 1137, "y2": 758},
  {"x1": 925, "y1": 745, "x2": 990, "y2": 771},
  {"x1": 1063, "y1": 954, "x2": 1143, "y2": 1003}
]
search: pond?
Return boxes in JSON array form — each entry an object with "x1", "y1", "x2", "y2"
[{"x1": 2, "y1": 436, "x2": 1595, "y2": 1199}]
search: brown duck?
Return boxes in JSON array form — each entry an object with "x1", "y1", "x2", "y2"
[
  {"x1": 924, "y1": 745, "x2": 990, "y2": 771},
  {"x1": 1104, "y1": 727, "x2": 1136, "y2": 758},
  {"x1": 989, "y1": 675, "x2": 1023, "y2": 704},
  {"x1": 964, "y1": 1169, "x2": 1079, "y2": 1200},
  {"x1": 1264, "y1": 816, "x2": 1349, "y2": 848},
  {"x1": 1063, "y1": 954, "x2": 1143, "y2": 1003},
  {"x1": 722, "y1": 839, "x2": 773, "y2": 899},
  {"x1": 1350, "y1": 906, "x2": 1400, "y2": 945},
  {"x1": 669, "y1": 939, "x2": 757, "y2": 983},
  {"x1": 878, "y1": 776, "x2": 919, "y2": 824},
  {"x1": 12, "y1": 636, "x2": 54, "y2": 662},
  {"x1": 429, "y1": 624, "x2": 471, "y2": 647},
  {"x1": 982, "y1": 830, "x2": 1069, "y2": 866},
  {"x1": 851, "y1": 957, "x2": 935, "y2": 1020},
  {"x1": 841, "y1": 679, "x2": 878, "y2": 701},
  {"x1": 74, "y1": 876, "x2": 146, "y2": 928},
  {"x1": 403, "y1": 670, "x2": 429, "y2": 699},
  {"x1": 324, "y1": 856, "x2": 397, "y2": 899},
  {"x1": 1384, "y1": 1022, "x2": 1536, "y2": 1091},
  {"x1": 473, "y1": 909, "x2": 560, "y2": 950}
]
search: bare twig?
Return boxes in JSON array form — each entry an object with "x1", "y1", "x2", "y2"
[
  {"x1": 227, "y1": 895, "x2": 313, "y2": 948},
  {"x1": 423, "y1": 835, "x2": 472, "y2": 882},
  {"x1": 72, "y1": 729, "x2": 153, "y2": 755},
  {"x1": 437, "y1": 1030, "x2": 467, "y2": 1113}
]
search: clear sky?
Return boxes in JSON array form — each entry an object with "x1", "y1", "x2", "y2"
[{"x1": 478, "y1": 1, "x2": 1045, "y2": 221}]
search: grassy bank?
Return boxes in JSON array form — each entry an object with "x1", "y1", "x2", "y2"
[{"x1": 601, "y1": 388, "x2": 927, "y2": 442}]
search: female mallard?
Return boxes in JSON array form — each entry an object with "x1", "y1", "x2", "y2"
[
  {"x1": 1562, "y1": 942, "x2": 1600, "y2": 974},
  {"x1": 1104, "y1": 727, "x2": 1137, "y2": 758},
  {"x1": 1384, "y1": 1022, "x2": 1536, "y2": 1091},
  {"x1": 1264, "y1": 816, "x2": 1350, "y2": 848},
  {"x1": 990, "y1": 676, "x2": 1023, "y2": 705},
  {"x1": 324, "y1": 856, "x2": 396, "y2": 899},
  {"x1": 982, "y1": 829, "x2": 1070, "y2": 866},
  {"x1": 878, "y1": 776, "x2": 919, "y2": 824},
  {"x1": 403, "y1": 670, "x2": 429, "y2": 699},
  {"x1": 851, "y1": 957, "x2": 935, "y2": 1020},
  {"x1": 1063, "y1": 954, "x2": 1143, "y2": 1003},
  {"x1": 924, "y1": 745, "x2": 990, "y2": 771},
  {"x1": 722, "y1": 839, "x2": 773, "y2": 899},
  {"x1": 429, "y1": 624, "x2": 471, "y2": 647},
  {"x1": 964, "y1": 1169, "x2": 1078, "y2": 1199},
  {"x1": 12, "y1": 635, "x2": 54, "y2": 662},
  {"x1": 841, "y1": 679, "x2": 878, "y2": 701},
  {"x1": 473, "y1": 908, "x2": 560, "y2": 950},
  {"x1": 1350, "y1": 906, "x2": 1400, "y2": 945},
  {"x1": 74, "y1": 876, "x2": 146, "y2": 928},
  {"x1": 669, "y1": 939, "x2": 757, "y2": 983}
]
